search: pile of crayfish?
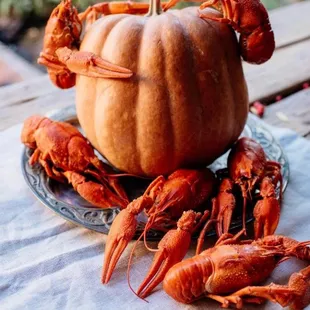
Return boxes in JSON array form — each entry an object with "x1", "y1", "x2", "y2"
[{"x1": 21, "y1": 115, "x2": 310, "y2": 309}]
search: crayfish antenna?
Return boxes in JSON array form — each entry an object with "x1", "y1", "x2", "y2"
[
  {"x1": 126, "y1": 231, "x2": 149, "y2": 302},
  {"x1": 143, "y1": 221, "x2": 159, "y2": 253}
]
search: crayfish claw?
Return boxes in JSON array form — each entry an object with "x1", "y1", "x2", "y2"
[
  {"x1": 102, "y1": 238, "x2": 129, "y2": 284},
  {"x1": 64, "y1": 171, "x2": 127, "y2": 209},
  {"x1": 137, "y1": 211, "x2": 197, "y2": 298},
  {"x1": 102, "y1": 196, "x2": 152, "y2": 283},
  {"x1": 253, "y1": 177, "x2": 280, "y2": 239},
  {"x1": 56, "y1": 47, "x2": 133, "y2": 79},
  {"x1": 137, "y1": 251, "x2": 173, "y2": 298}
]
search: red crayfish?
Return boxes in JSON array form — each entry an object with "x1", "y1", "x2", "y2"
[
  {"x1": 101, "y1": 168, "x2": 216, "y2": 287},
  {"x1": 164, "y1": 232, "x2": 310, "y2": 309},
  {"x1": 212, "y1": 137, "x2": 282, "y2": 239},
  {"x1": 164, "y1": 0, "x2": 275, "y2": 64},
  {"x1": 21, "y1": 115, "x2": 129, "y2": 208},
  {"x1": 37, "y1": 0, "x2": 135, "y2": 88}
]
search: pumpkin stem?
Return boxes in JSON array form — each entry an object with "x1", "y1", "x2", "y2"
[{"x1": 145, "y1": 0, "x2": 162, "y2": 16}]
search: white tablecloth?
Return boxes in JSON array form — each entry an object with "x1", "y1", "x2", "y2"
[{"x1": 1, "y1": 119, "x2": 310, "y2": 310}]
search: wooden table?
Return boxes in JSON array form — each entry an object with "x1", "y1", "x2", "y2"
[{"x1": 1, "y1": 1, "x2": 310, "y2": 139}]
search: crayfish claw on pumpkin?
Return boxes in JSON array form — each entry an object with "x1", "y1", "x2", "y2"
[
  {"x1": 63, "y1": 171, "x2": 128, "y2": 209},
  {"x1": 101, "y1": 196, "x2": 153, "y2": 284},
  {"x1": 253, "y1": 177, "x2": 280, "y2": 239},
  {"x1": 137, "y1": 210, "x2": 202, "y2": 298},
  {"x1": 56, "y1": 47, "x2": 133, "y2": 79}
]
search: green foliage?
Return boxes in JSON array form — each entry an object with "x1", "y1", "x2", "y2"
[
  {"x1": 0, "y1": 0, "x2": 306, "y2": 18},
  {"x1": 0, "y1": 0, "x2": 96, "y2": 18}
]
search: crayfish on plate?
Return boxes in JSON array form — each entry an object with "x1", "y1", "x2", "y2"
[
  {"x1": 164, "y1": 0, "x2": 275, "y2": 64},
  {"x1": 100, "y1": 136, "x2": 287, "y2": 302},
  {"x1": 21, "y1": 115, "x2": 129, "y2": 209},
  {"x1": 101, "y1": 168, "x2": 217, "y2": 284},
  {"x1": 22, "y1": 114, "x2": 309, "y2": 309},
  {"x1": 164, "y1": 232, "x2": 310, "y2": 309}
]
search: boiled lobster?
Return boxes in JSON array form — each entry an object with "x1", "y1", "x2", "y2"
[
  {"x1": 164, "y1": 0, "x2": 275, "y2": 64},
  {"x1": 101, "y1": 169, "x2": 216, "y2": 284},
  {"x1": 21, "y1": 115, "x2": 128, "y2": 209},
  {"x1": 163, "y1": 232, "x2": 310, "y2": 308}
]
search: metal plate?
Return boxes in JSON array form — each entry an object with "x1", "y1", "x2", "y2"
[{"x1": 21, "y1": 106, "x2": 289, "y2": 240}]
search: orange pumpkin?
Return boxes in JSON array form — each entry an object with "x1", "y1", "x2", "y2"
[{"x1": 76, "y1": 4, "x2": 248, "y2": 177}]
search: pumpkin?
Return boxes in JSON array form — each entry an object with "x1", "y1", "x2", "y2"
[{"x1": 76, "y1": 2, "x2": 249, "y2": 177}]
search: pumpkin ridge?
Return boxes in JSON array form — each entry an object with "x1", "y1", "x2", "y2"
[
  {"x1": 176, "y1": 11, "x2": 204, "y2": 153},
  {"x1": 98, "y1": 15, "x2": 140, "y2": 165},
  {"x1": 211, "y1": 21, "x2": 234, "y2": 149},
  {"x1": 85, "y1": 14, "x2": 128, "y2": 154},
  {"x1": 161, "y1": 13, "x2": 175, "y2": 172},
  {"x1": 132, "y1": 17, "x2": 147, "y2": 174},
  {"x1": 223, "y1": 29, "x2": 238, "y2": 145}
]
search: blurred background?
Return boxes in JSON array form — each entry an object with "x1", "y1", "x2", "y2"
[{"x1": 0, "y1": 0, "x2": 306, "y2": 86}]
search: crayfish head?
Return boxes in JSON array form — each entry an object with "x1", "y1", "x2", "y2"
[{"x1": 21, "y1": 115, "x2": 52, "y2": 149}]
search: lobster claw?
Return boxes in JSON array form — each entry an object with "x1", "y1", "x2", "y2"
[
  {"x1": 253, "y1": 177, "x2": 280, "y2": 239},
  {"x1": 63, "y1": 171, "x2": 128, "y2": 209},
  {"x1": 101, "y1": 196, "x2": 153, "y2": 284},
  {"x1": 137, "y1": 210, "x2": 198, "y2": 298}
]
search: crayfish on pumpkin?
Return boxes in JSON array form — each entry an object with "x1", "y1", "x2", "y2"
[
  {"x1": 38, "y1": 0, "x2": 275, "y2": 89},
  {"x1": 164, "y1": 0, "x2": 275, "y2": 64}
]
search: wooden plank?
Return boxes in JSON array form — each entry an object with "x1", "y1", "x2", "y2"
[
  {"x1": 263, "y1": 88, "x2": 310, "y2": 137},
  {"x1": 244, "y1": 38, "x2": 310, "y2": 103},
  {"x1": 0, "y1": 75, "x2": 59, "y2": 106},
  {"x1": 270, "y1": 1, "x2": 310, "y2": 49},
  {"x1": 0, "y1": 77, "x2": 74, "y2": 131},
  {"x1": 0, "y1": 41, "x2": 42, "y2": 80}
]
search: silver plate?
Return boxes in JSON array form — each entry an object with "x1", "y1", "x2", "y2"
[{"x1": 21, "y1": 106, "x2": 289, "y2": 240}]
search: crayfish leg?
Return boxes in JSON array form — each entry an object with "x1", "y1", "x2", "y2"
[
  {"x1": 29, "y1": 148, "x2": 41, "y2": 165},
  {"x1": 225, "y1": 284, "x2": 299, "y2": 308},
  {"x1": 288, "y1": 265, "x2": 310, "y2": 310},
  {"x1": 39, "y1": 158, "x2": 66, "y2": 183}
]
